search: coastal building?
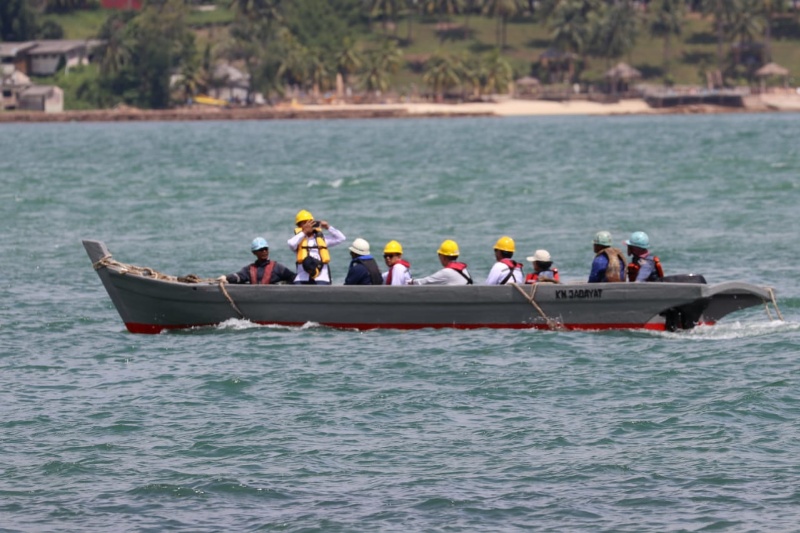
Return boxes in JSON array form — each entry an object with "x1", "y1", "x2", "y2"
[
  {"x1": 17, "y1": 85, "x2": 64, "y2": 113},
  {"x1": 1, "y1": 70, "x2": 32, "y2": 111},
  {"x1": 1, "y1": 42, "x2": 37, "y2": 76}
]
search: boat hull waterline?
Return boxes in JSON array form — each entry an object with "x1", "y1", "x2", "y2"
[{"x1": 83, "y1": 240, "x2": 774, "y2": 334}]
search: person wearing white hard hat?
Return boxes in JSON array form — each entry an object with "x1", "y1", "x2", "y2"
[
  {"x1": 588, "y1": 231, "x2": 626, "y2": 283},
  {"x1": 217, "y1": 237, "x2": 296, "y2": 285},
  {"x1": 288, "y1": 209, "x2": 346, "y2": 285},
  {"x1": 344, "y1": 238, "x2": 383, "y2": 285},
  {"x1": 524, "y1": 249, "x2": 560, "y2": 284},
  {"x1": 485, "y1": 236, "x2": 524, "y2": 285},
  {"x1": 410, "y1": 239, "x2": 473, "y2": 285},
  {"x1": 625, "y1": 231, "x2": 664, "y2": 282}
]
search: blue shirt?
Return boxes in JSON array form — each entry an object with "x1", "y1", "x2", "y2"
[
  {"x1": 588, "y1": 253, "x2": 626, "y2": 283},
  {"x1": 344, "y1": 255, "x2": 381, "y2": 285}
]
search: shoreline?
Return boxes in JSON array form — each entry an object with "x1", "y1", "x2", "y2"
[{"x1": 1, "y1": 95, "x2": 798, "y2": 123}]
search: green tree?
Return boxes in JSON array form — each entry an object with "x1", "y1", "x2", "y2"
[
  {"x1": 482, "y1": 0, "x2": 520, "y2": 49},
  {"x1": 481, "y1": 48, "x2": 512, "y2": 94},
  {"x1": 423, "y1": 51, "x2": 462, "y2": 101},
  {"x1": 1, "y1": 0, "x2": 39, "y2": 41},
  {"x1": 547, "y1": 0, "x2": 601, "y2": 82},
  {"x1": 335, "y1": 36, "x2": 362, "y2": 86},
  {"x1": 649, "y1": 0, "x2": 684, "y2": 80},
  {"x1": 359, "y1": 39, "x2": 403, "y2": 98},
  {"x1": 592, "y1": 0, "x2": 638, "y2": 67}
]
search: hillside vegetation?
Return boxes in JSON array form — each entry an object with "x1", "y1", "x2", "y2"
[{"x1": 5, "y1": 0, "x2": 800, "y2": 109}]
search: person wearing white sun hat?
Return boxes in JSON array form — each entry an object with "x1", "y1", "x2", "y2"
[
  {"x1": 344, "y1": 238, "x2": 383, "y2": 285},
  {"x1": 524, "y1": 249, "x2": 560, "y2": 284}
]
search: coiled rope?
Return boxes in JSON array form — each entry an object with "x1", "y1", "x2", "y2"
[
  {"x1": 92, "y1": 255, "x2": 244, "y2": 319},
  {"x1": 510, "y1": 283, "x2": 563, "y2": 331}
]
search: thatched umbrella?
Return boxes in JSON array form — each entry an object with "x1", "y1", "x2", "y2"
[
  {"x1": 755, "y1": 62, "x2": 790, "y2": 90},
  {"x1": 514, "y1": 76, "x2": 540, "y2": 97},
  {"x1": 605, "y1": 62, "x2": 641, "y2": 95}
]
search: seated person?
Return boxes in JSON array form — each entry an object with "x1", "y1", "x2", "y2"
[
  {"x1": 524, "y1": 249, "x2": 560, "y2": 284},
  {"x1": 625, "y1": 231, "x2": 663, "y2": 282},
  {"x1": 344, "y1": 238, "x2": 383, "y2": 285},
  {"x1": 382, "y1": 240, "x2": 412, "y2": 286},
  {"x1": 410, "y1": 239, "x2": 472, "y2": 285},
  {"x1": 218, "y1": 237, "x2": 295, "y2": 285},
  {"x1": 588, "y1": 230, "x2": 626, "y2": 283}
]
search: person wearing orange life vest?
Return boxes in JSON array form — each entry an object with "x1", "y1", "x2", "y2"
[
  {"x1": 217, "y1": 237, "x2": 296, "y2": 285},
  {"x1": 410, "y1": 239, "x2": 473, "y2": 285},
  {"x1": 485, "y1": 236, "x2": 524, "y2": 285},
  {"x1": 524, "y1": 249, "x2": 560, "y2": 284},
  {"x1": 287, "y1": 209, "x2": 346, "y2": 285},
  {"x1": 382, "y1": 240, "x2": 412, "y2": 286},
  {"x1": 588, "y1": 230, "x2": 626, "y2": 283},
  {"x1": 625, "y1": 231, "x2": 664, "y2": 282}
]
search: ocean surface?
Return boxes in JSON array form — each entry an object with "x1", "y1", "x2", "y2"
[{"x1": 1, "y1": 113, "x2": 799, "y2": 532}]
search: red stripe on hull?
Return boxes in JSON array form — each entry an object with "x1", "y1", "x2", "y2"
[{"x1": 125, "y1": 321, "x2": 669, "y2": 334}]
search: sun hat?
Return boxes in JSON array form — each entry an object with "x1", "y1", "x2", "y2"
[
  {"x1": 526, "y1": 249, "x2": 551, "y2": 263},
  {"x1": 349, "y1": 238, "x2": 371, "y2": 256},
  {"x1": 251, "y1": 237, "x2": 269, "y2": 251},
  {"x1": 593, "y1": 231, "x2": 613, "y2": 247},
  {"x1": 625, "y1": 231, "x2": 650, "y2": 249}
]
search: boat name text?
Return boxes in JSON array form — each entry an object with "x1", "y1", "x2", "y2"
[{"x1": 555, "y1": 288, "x2": 603, "y2": 299}]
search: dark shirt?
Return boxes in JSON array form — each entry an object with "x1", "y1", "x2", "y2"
[
  {"x1": 225, "y1": 259, "x2": 295, "y2": 284},
  {"x1": 344, "y1": 255, "x2": 383, "y2": 285}
]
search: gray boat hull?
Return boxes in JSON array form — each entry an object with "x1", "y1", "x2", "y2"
[{"x1": 83, "y1": 240, "x2": 773, "y2": 334}]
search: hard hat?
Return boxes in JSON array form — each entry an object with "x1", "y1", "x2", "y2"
[
  {"x1": 295, "y1": 209, "x2": 314, "y2": 225},
  {"x1": 349, "y1": 238, "x2": 370, "y2": 256},
  {"x1": 437, "y1": 239, "x2": 459, "y2": 257},
  {"x1": 251, "y1": 237, "x2": 269, "y2": 251},
  {"x1": 526, "y1": 249, "x2": 551, "y2": 263},
  {"x1": 593, "y1": 231, "x2": 613, "y2": 247},
  {"x1": 493, "y1": 236, "x2": 515, "y2": 253},
  {"x1": 383, "y1": 240, "x2": 403, "y2": 255},
  {"x1": 625, "y1": 231, "x2": 650, "y2": 249}
]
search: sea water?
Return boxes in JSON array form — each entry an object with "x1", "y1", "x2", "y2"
[{"x1": 1, "y1": 114, "x2": 799, "y2": 532}]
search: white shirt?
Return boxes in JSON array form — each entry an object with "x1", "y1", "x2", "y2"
[
  {"x1": 287, "y1": 226, "x2": 346, "y2": 283},
  {"x1": 411, "y1": 266, "x2": 472, "y2": 286},
  {"x1": 485, "y1": 260, "x2": 524, "y2": 285},
  {"x1": 382, "y1": 262, "x2": 412, "y2": 286}
]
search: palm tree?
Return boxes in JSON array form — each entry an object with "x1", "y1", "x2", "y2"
[
  {"x1": 547, "y1": 0, "x2": 600, "y2": 82},
  {"x1": 726, "y1": 0, "x2": 764, "y2": 71},
  {"x1": 335, "y1": 36, "x2": 362, "y2": 87},
  {"x1": 592, "y1": 0, "x2": 638, "y2": 68},
  {"x1": 649, "y1": 0, "x2": 684, "y2": 81},
  {"x1": 423, "y1": 51, "x2": 463, "y2": 101},
  {"x1": 482, "y1": 0, "x2": 520, "y2": 49},
  {"x1": 369, "y1": 0, "x2": 400, "y2": 34},
  {"x1": 360, "y1": 40, "x2": 403, "y2": 98},
  {"x1": 481, "y1": 48, "x2": 513, "y2": 94}
]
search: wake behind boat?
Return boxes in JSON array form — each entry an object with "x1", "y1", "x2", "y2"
[{"x1": 83, "y1": 239, "x2": 781, "y2": 334}]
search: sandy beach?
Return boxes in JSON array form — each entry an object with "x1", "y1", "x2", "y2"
[{"x1": 1, "y1": 95, "x2": 798, "y2": 123}]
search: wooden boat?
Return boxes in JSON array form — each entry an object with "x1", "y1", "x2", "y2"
[{"x1": 83, "y1": 239, "x2": 780, "y2": 334}]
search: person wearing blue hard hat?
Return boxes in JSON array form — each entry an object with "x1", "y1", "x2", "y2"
[
  {"x1": 218, "y1": 237, "x2": 296, "y2": 285},
  {"x1": 625, "y1": 231, "x2": 664, "y2": 282},
  {"x1": 588, "y1": 230, "x2": 626, "y2": 283}
]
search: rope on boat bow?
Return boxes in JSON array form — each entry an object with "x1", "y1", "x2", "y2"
[
  {"x1": 92, "y1": 254, "x2": 245, "y2": 320},
  {"x1": 765, "y1": 288, "x2": 784, "y2": 322},
  {"x1": 511, "y1": 283, "x2": 564, "y2": 331}
]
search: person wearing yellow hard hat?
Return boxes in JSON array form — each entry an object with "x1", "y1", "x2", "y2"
[
  {"x1": 410, "y1": 239, "x2": 473, "y2": 285},
  {"x1": 287, "y1": 209, "x2": 346, "y2": 285},
  {"x1": 382, "y1": 240, "x2": 412, "y2": 286},
  {"x1": 485, "y1": 236, "x2": 524, "y2": 285}
]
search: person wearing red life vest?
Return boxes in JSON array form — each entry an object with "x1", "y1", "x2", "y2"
[
  {"x1": 382, "y1": 240, "x2": 412, "y2": 286},
  {"x1": 485, "y1": 236, "x2": 524, "y2": 285},
  {"x1": 218, "y1": 237, "x2": 296, "y2": 285},
  {"x1": 524, "y1": 249, "x2": 560, "y2": 284},
  {"x1": 625, "y1": 231, "x2": 664, "y2": 282},
  {"x1": 410, "y1": 239, "x2": 473, "y2": 285}
]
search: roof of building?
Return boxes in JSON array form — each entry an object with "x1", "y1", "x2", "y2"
[
  {"x1": 28, "y1": 40, "x2": 87, "y2": 55},
  {"x1": 0, "y1": 42, "x2": 37, "y2": 57},
  {"x1": 20, "y1": 85, "x2": 60, "y2": 97}
]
